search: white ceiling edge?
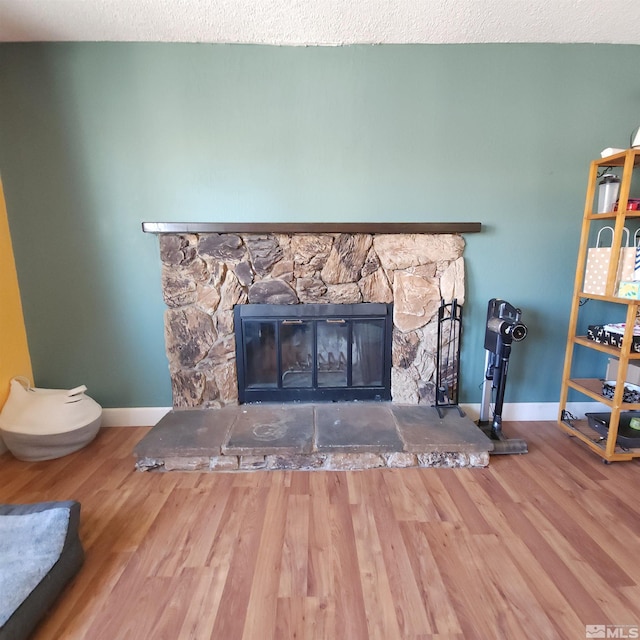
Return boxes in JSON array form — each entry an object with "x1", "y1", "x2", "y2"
[{"x1": 0, "y1": 0, "x2": 639, "y2": 45}]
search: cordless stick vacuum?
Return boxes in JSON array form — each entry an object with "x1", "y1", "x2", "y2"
[{"x1": 477, "y1": 299, "x2": 529, "y2": 455}]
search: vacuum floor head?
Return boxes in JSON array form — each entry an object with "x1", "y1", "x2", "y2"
[{"x1": 477, "y1": 423, "x2": 528, "y2": 455}]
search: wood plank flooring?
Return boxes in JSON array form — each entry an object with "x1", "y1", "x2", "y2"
[{"x1": 1, "y1": 421, "x2": 640, "y2": 639}]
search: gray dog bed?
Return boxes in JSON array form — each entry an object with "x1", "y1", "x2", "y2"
[{"x1": 0, "y1": 501, "x2": 84, "y2": 640}]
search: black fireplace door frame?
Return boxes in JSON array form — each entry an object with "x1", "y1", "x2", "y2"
[{"x1": 234, "y1": 303, "x2": 393, "y2": 403}]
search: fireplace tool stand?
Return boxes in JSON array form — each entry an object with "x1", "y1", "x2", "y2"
[
  {"x1": 434, "y1": 299, "x2": 465, "y2": 418},
  {"x1": 477, "y1": 298, "x2": 528, "y2": 455}
]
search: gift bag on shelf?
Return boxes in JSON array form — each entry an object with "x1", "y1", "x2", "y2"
[{"x1": 583, "y1": 227, "x2": 635, "y2": 295}]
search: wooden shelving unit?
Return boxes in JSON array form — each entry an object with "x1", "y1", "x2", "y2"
[{"x1": 558, "y1": 148, "x2": 640, "y2": 462}]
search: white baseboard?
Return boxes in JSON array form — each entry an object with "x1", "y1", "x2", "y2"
[
  {"x1": 460, "y1": 401, "x2": 609, "y2": 422},
  {"x1": 100, "y1": 402, "x2": 609, "y2": 427},
  {"x1": 101, "y1": 407, "x2": 172, "y2": 427}
]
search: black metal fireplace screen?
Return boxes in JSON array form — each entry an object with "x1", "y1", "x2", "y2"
[{"x1": 234, "y1": 303, "x2": 393, "y2": 403}]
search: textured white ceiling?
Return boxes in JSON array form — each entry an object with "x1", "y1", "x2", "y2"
[{"x1": 0, "y1": 0, "x2": 639, "y2": 45}]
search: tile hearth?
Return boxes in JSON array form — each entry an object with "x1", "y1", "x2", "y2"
[{"x1": 134, "y1": 403, "x2": 493, "y2": 471}]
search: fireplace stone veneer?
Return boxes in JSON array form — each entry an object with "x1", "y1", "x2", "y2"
[{"x1": 155, "y1": 230, "x2": 466, "y2": 408}]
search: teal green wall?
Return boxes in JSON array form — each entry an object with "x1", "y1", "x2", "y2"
[{"x1": 0, "y1": 43, "x2": 639, "y2": 408}]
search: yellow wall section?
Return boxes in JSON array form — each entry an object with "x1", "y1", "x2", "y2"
[{"x1": 0, "y1": 177, "x2": 32, "y2": 407}]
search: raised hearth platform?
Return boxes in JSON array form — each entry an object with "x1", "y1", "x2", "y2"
[{"x1": 134, "y1": 403, "x2": 494, "y2": 471}]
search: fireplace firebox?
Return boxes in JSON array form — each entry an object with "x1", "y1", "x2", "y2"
[{"x1": 234, "y1": 303, "x2": 393, "y2": 403}]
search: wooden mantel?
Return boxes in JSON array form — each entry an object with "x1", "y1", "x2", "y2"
[{"x1": 142, "y1": 222, "x2": 482, "y2": 234}]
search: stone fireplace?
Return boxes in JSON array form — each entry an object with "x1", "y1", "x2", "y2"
[{"x1": 146, "y1": 223, "x2": 475, "y2": 410}]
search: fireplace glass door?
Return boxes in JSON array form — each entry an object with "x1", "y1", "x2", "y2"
[
  {"x1": 235, "y1": 303, "x2": 392, "y2": 403},
  {"x1": 281, "y1": 321, "x2": 313, "y2": 388}
]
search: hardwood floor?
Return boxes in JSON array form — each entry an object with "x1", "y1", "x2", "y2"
[{"x1": 1, "y1": 421, "x2": 640, "y2": 639}]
